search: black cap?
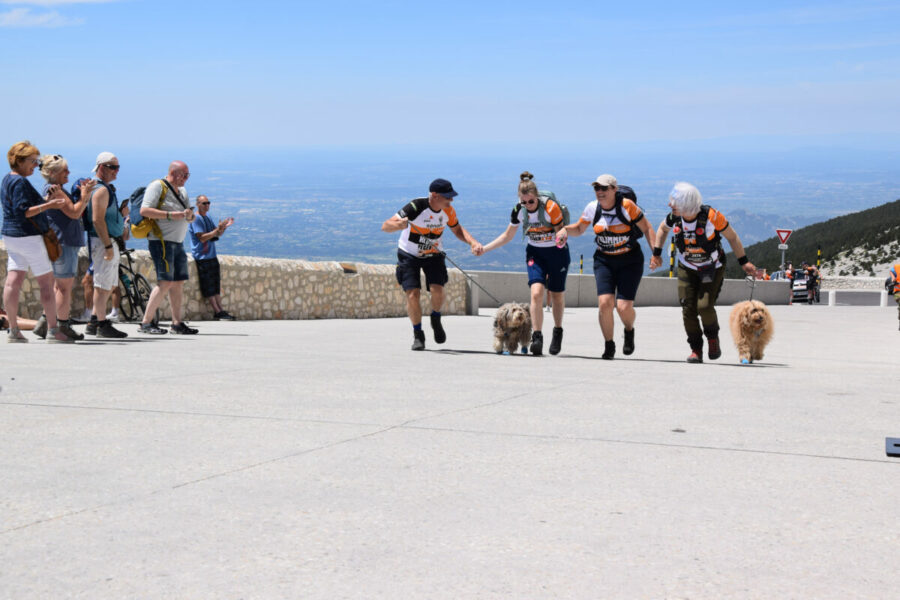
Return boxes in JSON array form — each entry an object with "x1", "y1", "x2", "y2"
[{"x1": 429, "y1": 178, "x2": 458, "y2": 198}]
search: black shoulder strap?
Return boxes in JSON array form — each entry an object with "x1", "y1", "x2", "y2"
[
  {"x1": 697, "y1": 205, "x2": 710, "y2": 229},
  {"x1": 161, "y1": 179, "x2": 187, "y2": 209},
  {"x1": 592, "y1": 201, "x2": 603, "y2": 226},
  {"x1": 614, "y1": 196, "x2": 631, "y2": 226}
]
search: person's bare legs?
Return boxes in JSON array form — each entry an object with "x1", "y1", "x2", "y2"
[
  {"x1": 55, "y1": 277, "x2": 74, "y2": 320},
  {"x1": 597, "y1": 293, "x2": 616, "y2": 341},
  {"x1": 3, "y1": 269, "x2": 27, "y2": 333},
  {"x1": 170, "y1": 282, "x2": 185, "y2": 325},
  {"x1": 530, "y1": 282, "x2": 546, "y2": 332},
  {"x1": 143, "y1": 280, "x2": 175, "y2": 325}
]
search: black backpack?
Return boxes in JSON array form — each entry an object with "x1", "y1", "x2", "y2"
[{"x1": 591, "y1": 185, "x2": 644, "y2": 240}]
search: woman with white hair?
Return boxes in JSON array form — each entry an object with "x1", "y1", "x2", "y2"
[
  {"x1": 36, "y1": 154, "x2": 95, "y2": 340},
  {"x1": 650, "y1": 182, "x2": 756, "y2": 363}
]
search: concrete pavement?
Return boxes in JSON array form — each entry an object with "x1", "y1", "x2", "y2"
[{"x1": 1, "y1": 303, "x2": 899, "y2": 598}]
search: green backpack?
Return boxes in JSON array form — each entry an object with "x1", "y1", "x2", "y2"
[{"x1": 521, "y1": 190, "x2": 570, "y2": 239}]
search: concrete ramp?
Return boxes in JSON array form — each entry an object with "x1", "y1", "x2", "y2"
[{"x1": 1, "y1": 304, "x2": 898, "y2": 598}]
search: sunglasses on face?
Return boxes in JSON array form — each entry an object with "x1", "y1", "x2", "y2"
[
  {"x1": 104, "y1": 163, "x2": 120, "y2": 171},
  {"x1": 198, "y1": 202, "x2": 210, "y2": 206},
  {"x1": 593, "y1": 184, "x2": 610, "y2": 192}
]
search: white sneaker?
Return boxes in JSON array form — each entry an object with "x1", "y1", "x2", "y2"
[
  {"x1": 106, "y1": 309, "x2": 119, "y2": 322},
  {"x1": 74, "y1": 308, "x2": 92, "y2": 324}
]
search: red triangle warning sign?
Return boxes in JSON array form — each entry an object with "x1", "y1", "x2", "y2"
[{"x1": 776, "y1": 229, "x2": 792, "y2": 244}]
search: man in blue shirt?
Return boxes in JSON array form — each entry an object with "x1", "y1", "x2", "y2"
[{"x1": 188, "y1": 194, "x2": 235, "y2": 320}]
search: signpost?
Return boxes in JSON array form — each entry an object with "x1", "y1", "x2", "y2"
[
  {"x1": 776, "y1": 229, "x2": 792, "y2": 244},
  {"x1": 776, "y1": 229, "x2": 792, "y2": 270}
]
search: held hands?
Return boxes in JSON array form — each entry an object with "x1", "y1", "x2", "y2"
[
  {"x1": 649, "y1": 255, "x2": 663, "y2": 271},
  {"x1": 470, "y1": 242, "x2": 484, "y2": 256},
  {"x1": 555, "y1": 229, "x2": 568, "y2": 248}
]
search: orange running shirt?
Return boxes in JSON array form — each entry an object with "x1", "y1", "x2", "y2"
[{"x1": 396, "y1": 198, "x2": 459, "y2": 257}]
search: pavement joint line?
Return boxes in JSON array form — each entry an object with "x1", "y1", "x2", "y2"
[
  {"x1": 0, "y1": 401, "x2": 385, "y2": 429},
  {"x1": 399, "y1": 424, "x2": 900, "y2": 465},
  {"x1": 0, "y1": 423, "x2": 398, "y2": 536},
  {"x1": 0, "y1": 389, "x2": 548, "y2": 535}
]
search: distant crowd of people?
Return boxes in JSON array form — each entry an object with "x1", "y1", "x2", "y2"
[
  {"x1": 1, "y1": 141, "x2": 235, "y2": 343},
  {"x1": 383, "y1": 175, "x2": 758, "y2": 362}
]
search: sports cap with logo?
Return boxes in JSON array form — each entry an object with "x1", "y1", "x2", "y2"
[
  {"x1": 429, "y1": 178, "x2": 458, "y2": 199},
  {"x1": 592, "y1": 174, "x2": 617, "y2": 187},
  {"x1": 92, "y1": 151, "x2": 117, "y2": 174}
]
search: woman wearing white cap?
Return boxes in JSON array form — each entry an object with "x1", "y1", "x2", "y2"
[
  {"x1": 649, "y1": 182, "x2": 756, "y2": 363},
  {"x1": 556, "y1": 174, "x2": 656, "y2": 359}
]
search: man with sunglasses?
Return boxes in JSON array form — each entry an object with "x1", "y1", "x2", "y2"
[
  {"x1": 84, "y1": 152, "x2": 127, "y2": 338},
  {"x1": 137, "y1": 161, "x2": 198, "y2": 335},
  {"x1": 188, "y1": 194, "x2": 235, "y2": 320}
]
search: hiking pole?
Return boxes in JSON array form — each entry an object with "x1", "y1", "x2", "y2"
[{"x1": 440, "y1": 251, "x2": 503, "y2": 305}]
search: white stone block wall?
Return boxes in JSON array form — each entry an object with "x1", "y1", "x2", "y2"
[{"x1": 0, "y1": 242, "x2": 466, "y2": 321}]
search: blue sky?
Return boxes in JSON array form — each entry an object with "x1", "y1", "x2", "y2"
[{"x1": 1, "y1": 0, "x2": 899, "y2": 150}]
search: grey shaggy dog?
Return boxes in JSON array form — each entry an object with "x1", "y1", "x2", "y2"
[{"x1": 493, "y1": 302, "x2": 532, "y2": 354}]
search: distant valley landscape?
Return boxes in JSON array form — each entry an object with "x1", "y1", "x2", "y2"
[{"x1": 44, "y1": 143, "x2": 900, "y2": 276}]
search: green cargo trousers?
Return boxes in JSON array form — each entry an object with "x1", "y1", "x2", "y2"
[{"x1": 677, "y1": 264, "x2": 725, "y2": 347}]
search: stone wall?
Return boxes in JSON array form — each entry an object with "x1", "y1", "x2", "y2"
[{"x1": 0, "y1": 242, "x2": 467, "y2": 321}]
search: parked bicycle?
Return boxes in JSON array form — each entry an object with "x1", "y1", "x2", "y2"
[{"x1": 117, "y1": 248, "x2": 154, "y2": 322}]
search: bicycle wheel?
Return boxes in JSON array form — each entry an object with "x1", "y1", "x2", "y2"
[
  {"x1": 118, "y1": 268, "x2": 138, "y2": 322},
  {"x1": 134, "y1": 274, "x2": 158, "y2": 322}
]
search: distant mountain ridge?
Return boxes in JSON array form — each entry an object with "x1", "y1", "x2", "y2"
[{"x1": 724, "y1": 198, "x2": 900, "y2": 278}]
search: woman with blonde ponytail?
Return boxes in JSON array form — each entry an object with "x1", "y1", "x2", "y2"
[{"x1": 482, "y1": 171, "x2": 570, "y2": 356}]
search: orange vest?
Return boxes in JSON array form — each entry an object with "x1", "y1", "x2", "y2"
[{"x1": 892, "y1": 263, "x2": 900, "y2": 294}]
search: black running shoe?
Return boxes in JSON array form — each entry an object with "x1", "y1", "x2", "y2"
[
  {"x1": 707, "y1": 338, "x2": 721, "y2": 360},
  {"x1": 139, "y1": 322, "x2": 168, "y2": 335},
  {"x1": 171, "y1": 322, "x2": 199, "y2": 335},
  {"x1": 85, "y1": 317, "x2": 98, "y2": 336},
  {"x1": 529, "y1": 331, "x2": 543, "y2": 356},
  {"x1": 97, "y1": 320, "x2": 128, "y2": 339},
  {"x1": 411, "y1": 329, "x2": 425, "y2": 351},
  {"x1": 548, "y1": 327, "x2": 563, "y2": 355},
  {"x1": 601, "y1": 340, "x2": 616, "y2": 360},
  {"x1": 430, "y1": 313, "x2": 446, "y2": 344},
  {"x1": 623, "y1": 328, "x2": 635, "y2": 355},
  {"x1": 214, "y1": 311, "x2": 236, "y2": 321}
]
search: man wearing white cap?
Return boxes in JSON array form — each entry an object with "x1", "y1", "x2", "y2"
[{"x1": 85, "y1": 151, "x2": 128, "y2": 338}]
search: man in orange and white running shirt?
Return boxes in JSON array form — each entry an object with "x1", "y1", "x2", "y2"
[
  {"x1": 888, "y1": 262, "x2": 900, "y2": 330},
  {"x1": 382, "y1": 178, "x2": 483, "y2": 351}
]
